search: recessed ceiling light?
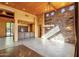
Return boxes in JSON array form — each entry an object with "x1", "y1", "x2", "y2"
[
  {"x1": 23, "y1": 8, "x2": 26, "y2": 10},
  {"x1": 5, "y1": 2, "x2": 9, "y2": 4},
  {"x1": 45, "y1": 8, "x2": 48, "y2": 11}
]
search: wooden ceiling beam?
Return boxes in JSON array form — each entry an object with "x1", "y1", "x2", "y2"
[
  {"x1": 48, "y1": 2, "x2": 57, "y2": 11},
  {"x1": 0, "y1": 2, "x2": 74, "y2": 15}
]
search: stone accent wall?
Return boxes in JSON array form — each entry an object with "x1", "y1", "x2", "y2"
[{"x1": 44, "y1": 5, "x2": 76, "y2": 44}]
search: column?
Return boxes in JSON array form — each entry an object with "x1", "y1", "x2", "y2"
[
  {"x1": 14, "y1": 18, "x2": 18, "y2": 42},
  {"x1": 35, "y1": 17, "x2": 39, "y2": 38}
]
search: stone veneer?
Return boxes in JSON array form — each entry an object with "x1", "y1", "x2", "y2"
[{"x1": 44, "y1": 4, "x2": 76, "y2": 44}]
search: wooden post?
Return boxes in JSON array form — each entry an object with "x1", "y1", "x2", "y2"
[{"x1": 74, "y1": 2, "x2": 78, "y2": 57}]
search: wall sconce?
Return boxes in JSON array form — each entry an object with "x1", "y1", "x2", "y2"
[
  {"x1": 66, "y1": 26, "x2": 72, "y2": 31},
  {"x1": 44, "y1": 24, "x2": 55, "y2": 27}
]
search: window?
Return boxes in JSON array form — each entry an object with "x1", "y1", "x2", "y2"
[
  {"x1": 51, "y1": 33, "x2": 65, "y2": 43},
  {"x1": 61, "y1": 8, "x2": 65, "y2": 13},
  {"x1": 50, "y1": 12, "x2": 55, "y2": 16},
  {"x1": 6, "y1": 22, "x2": 14, "y2": 36},
  {"x1": 46, "y1": 13, "x2": 49, "y2": 17},
  {"x1": 68, "y1": 5, "x2": 74, "y2": 11}
]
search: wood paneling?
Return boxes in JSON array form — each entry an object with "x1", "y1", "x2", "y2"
[
  {"x1": 0, "y1": 45, "x2": 42, "y2": 57},
  {"x1": 0, "y1": 17, "x2": 14, "y2": 22},
  {"x1": 0, "y1": 22, "x2": 6, "y2": 37},
  {"x1": 0, "y1": 2, "x2": 73, "y2": 15},
  {"x1": 0, "y1": 17, "x2": 14, "y2": 38}
]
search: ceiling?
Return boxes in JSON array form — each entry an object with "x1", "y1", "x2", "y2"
[{"x1": 0, "y1": 2, "x2": 74, "y2": 16}]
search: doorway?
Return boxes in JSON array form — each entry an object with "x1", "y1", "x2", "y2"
[
  {"x1": 18, "y1": 26, "x2": 29, "y2": 40},
  {"x1": 6, "y1": 22, "x2": 14, "y2": 37},
  {"x1": 39, "y1": 25, "x2": 42, "y2": 37}
]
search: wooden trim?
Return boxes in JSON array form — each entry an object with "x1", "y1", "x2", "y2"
[
  {"x1": 30, "y1": 24, "x2": 32, "y2": 32},
  {"x1": 74, "y1": 2, "x2": 78, "y2": 57},
  {"x1": 0, "y1": 14, "x2": 14, "y2": 18}
]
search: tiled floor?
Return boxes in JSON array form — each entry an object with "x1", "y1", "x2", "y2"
[
  {"x1": 21, "y1": 38, "x2": 75, "y2": 57},
  {"x1": 0, "y1": 37, "x2": 14, "y2": 50},
  {"x1": 0, "y1": 37, "x2": 75, "y2": 57}
]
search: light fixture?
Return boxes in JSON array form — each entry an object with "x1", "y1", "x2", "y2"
[
  {"x1": 50, "y1": 24, "x2": 55, "y2": 27},
  {"x1": 44, "y1": 3, "x2": 50, "y2": 12},
  {"x1": 45, "y1": 8, "x2": 48, "y2": 11},
  {"x1": 44, "y1": 24, "x2": 55, "y2": 27},
  {"x1": 2, "y1": 11, "x2": 6, "y2": 15},
  {"x1": 46, "y1": 13, "x2": 49, "y2": 17},
  {"x1": 23, "y1": 8, "x2": 26, "y2": 11},
  {"x1": 51, "y1": 12, "x2": 55, "y2": 16},
  {"x1": 44, "y1": 2, "x2": 56, "y2": 12},
  {"x1": 66, "y1": 26, "x2": 72, "y2": 31}
]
